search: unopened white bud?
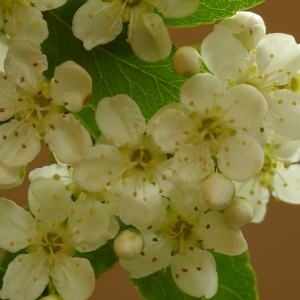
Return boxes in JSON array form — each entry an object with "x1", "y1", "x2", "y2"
[
  {"x1": 173, "y1": 46, "x2": 202, "y2": 78},
  {"x1": 114, "y1": 229, "x2": 144, "y2": 260},
  {"x1": 224, "y1": 197, "x2": 254, "y2": 227},
  {"x1": 219, "y1": 11, "x2": 266, "y2": 49},
  {"x1": 201, "y1": 173, "x2": 235, "y2": 211},
  {"x1": 40, "y1": 295, "x2": 63, "y2": 300}
]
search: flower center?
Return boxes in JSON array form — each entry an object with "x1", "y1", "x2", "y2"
[
  {"x1": 167, "y1": 219, "x2": 193, "y2": 255},
  {"x1": 199, "y1": 118, "x2": 221, "y2": 140},
  {"x1": 123, "y1": 0, "x2": 142, "y2": 7},
  {"x1": 258, "y1": 144, "x2": 279, "y2": 187},
  {"x1": 131, "y1": 148, "x2": 152, "y2": 170},
  {"x1": 41, "y1": 232, "x2": 66, "y2": 255},
  {"x1": 169, "y1": 220, "x2": 191, "y2": 238}
]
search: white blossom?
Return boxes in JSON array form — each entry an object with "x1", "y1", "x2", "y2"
[
  {"x1": 235, "y1": 130, "x2": 300, "y2": 222},
  {"x1": 0, "y1": 198, "x2": 95, "y2": 300},
  {"x1": 201, "y1": 25, "x2": 300, "y2": 139},
  {"x1": 0, "y1": 0, "x2": 67, "y2": 44},
  {"x1": 73, "y1": 94, "x2": 170, "y2": 226},
  {"x1": 149, "y1": 73, "x2": 267, "y2": 183},
  {"x1": 0, "y1": 38, "x2": 92, "y2": 169},
  {"x1": 72, "y1": 0, "x2": 199, "y2": 62},
  {"x1": 28, "y1": 164, "x2": 120, "y2": 251},
  {"x1": 120, "y1": 204, "x2": 247, "y2": 298}
]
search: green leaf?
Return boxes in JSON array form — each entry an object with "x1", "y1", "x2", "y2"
[
  {"x1": 42, "y1": 0, "x2": 184, "y2": 140},
  {"x1": 130, "y1": 251, "x2": 258, "y2": 300},
  {"x1": 164, "y1": 0, "x2": 265, "y2": 27},
  {"x1": 0, "y1": 267, "x2": 5, "y2": 290},
  {"x1": 74, "y1": 240, "x2": 118, "y2": 277}
]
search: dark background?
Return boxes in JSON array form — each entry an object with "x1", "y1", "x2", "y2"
[{"x1": 2, "y1": 0, "x2": 300, "y2": 299}]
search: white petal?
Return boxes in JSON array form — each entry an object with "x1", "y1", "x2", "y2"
[
  {"x1": 256, "y1": 33, "x2": 300, "y2": 85},
  {"x1": 29, "y1": 163, "x2": 71, "y2": 181},
  {"x1": 264, "y1": 90, "x2": 300, "y2": 139},
  {"x1": 0, "y1": 73, "x2": 21, "y2": 121},
  {"x1": 180, "y1": 73, "x2": 224, "y2": 114},
  {"x1": 172, "y1": 143, "x2": 214, "y2": 183},
  {"x1": 118, "y1": 181, "x2": 163, "y2": 226},
  {"x1": 0, "y1": 252, "x2": 49, "y2": 300},
  {"x1": 51, "y1": 61, "x2": 92, "y2": 112},
  {"x1": 96, "y1": 94, "x2": 146, "y2": 147},
  {"x1": 0, "y1": 35, "x2": 10, "y2": 72},
  {"x1": 269, "y1": 131, "x2": 300, "y2": 162},
  {"x1": 68, "y1": 195, "x2": 119, "y2": 251},
  {"x1": 153, "y1": 0, "x2": 199, "y2": 18},
  {"x1": 72, "y1": 0, "x2": 123, "y2": 50},
  {"x1": 120, "y1": 233, "x2": 173, "y2": 278},
  {"x1": 29, "y1": 175, "x2": 73, "y2": 210},
  {"x1": 0, "y1": 162, "x2": 25, "y2": 189},
  {"x1": 221, "y1": 84, "x2": 267, "y2": 129},
  {"x1": 273, "y1": 164, "x2": 300, "y2": 204},
  {"x1": 0, "y1": 198, "x2": 37, "y2": 251},
  {"x1": 72, "y1": 144, "x2": 126, "y2": 193},
  {"x1": 150, "y1": 108, "x2": 197, "y2": 153},
  {"x1": 52, "y1": 254, "x2": 95, "y2": 300},
  {"x1": 198, "y1": 211, "x2": 248, "y2": 255},
  {"x1": 5, "y1": 6, "x2": 48, "y2": 44},
  {"x1": 28, "y1": 187, "x2": 70, "y2": 226},
  {"x1": 0, "y1": 120, "x2": 41, "y2": 166},
  {"x1": 220, "y1": 11, "x2": 266, "y2": 49},
  {"x1": 130, "y1": 12, "x2": 172, "y2": 62},
  {"x1": 201, "y1": 25, "x2": 250, "y2": 83},
  {"x1": 4, "y1": 38, "x2": 47, "y2": 91},
  {"x1": 31, "y1": 0, "x2": 67, "y2": 11},
  {"x1": 171, "y1": 249, "x2": 217, "y2": 298},
  {"x1": 218, "y1": 135, "x2": 264, "y2": 182},
  {"x1": 164, "y1": 174, "x2": 209, "y2": 214},
  {"x1": 44, "y1": 113, "x2": 92, "y2": 165}
]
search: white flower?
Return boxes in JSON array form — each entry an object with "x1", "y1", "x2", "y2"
[
  {"x1": 120, "y1": 205, "x2": 247, "y2": 298},
  {"x1": 149, "y1": 73, "x2": 267, "y2": 183},
  {"x1": 73, "y1": 94, "x2": 171, "y2": 226},
  {"x1": 235, "y1": 130, "x2": 300, "y2": 222},
  {"x1": 201, "y1": 25, "x2": 300, "y2": 139},
  {"x1": 0, "y1": 0, "x2": 67, "y2": 43},
  {"x1": 219, "y1": 11, "x2": 266, "y2": 49},
  {"x1": 0, "y1": 38, "x2": 92, "y2": 167},
  {"x1": 28, "y1": 164, "x2": 120, "y2": 251},
  {"x1": 0, "y1": 198, "x2": 95, "y2": 300},
  {"x1": 72, "y1": 0, "x2": 199, "y2": 62}
]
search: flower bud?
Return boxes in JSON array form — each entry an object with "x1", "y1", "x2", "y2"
[
  {"x1": 219, "y1": 11, "x2": 266, "y2": 49},
  {"x1": 114, "y1": 229, "x2": 144, "y2": 260},
  {"x1": 0, "y1": 163, "x2": 25, "y2": 190},
  {"x1": 224, "y1": 197, "x2": 254, "y2": 227},
  {"x1": 172, "y1": 46, "x2": 202, "y2": 78},
  {"x1": 40, "y1": 295, "x2": 63, "y2": 300},
  {"x1": 201, "y1": 173, "x2": 235, "y2": 211}
]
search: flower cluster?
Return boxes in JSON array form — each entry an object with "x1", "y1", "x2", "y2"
[
  {"x1": 1, "y1": 5, "x2": 300, "y2": 300},
  {"x1": 72, "y1": 0, "x2": 200, "y2": 62}
]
